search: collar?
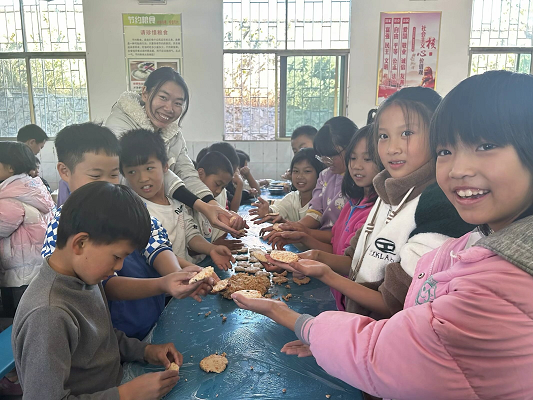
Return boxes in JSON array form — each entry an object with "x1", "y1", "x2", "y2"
[{"x1": 372, "y1": 159, "x2": 436, "y2": 206}]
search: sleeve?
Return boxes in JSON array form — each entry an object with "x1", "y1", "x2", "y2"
[
  {"x1": 14, "y1": 307, "x2": 120, "y2": 400},
  {"x1": 183, "y1": 209, "x2": 202, "y2": 244},
  {"x1": 142, "y1": 217, "x2": 173, "y2": 266},
  {"x1": 114, "y1": 328, "x2": 148, "y2": 363},
  {"x1": 306, "y1": 170, "x2": 327, "y2": 222},
  {"x1": 167, "y1": 133, "x2": 213, "y2": 200},
  {"x1": 0, "y1": 199, "x2": 24, "y2": 238},
  {"x1": 269, "y1": 191, "x2": 299, "y2": 221},
  {"x1": 378, "y1": 263, "x2": 413, "y2": 315},
  {"x1": 306, "y1": 302, "x2": 478, "y2": 400},
  {"x1": 41, "y1": 208, "x2": 62, "y2": 258},
  {"x1": 343, "y1": 227, "x2": 362, "y2": 258}
]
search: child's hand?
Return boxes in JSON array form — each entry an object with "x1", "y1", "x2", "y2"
[
  {"x1": 270, "y1": 231, "x2": 307, "y2": 249},
  {"x1": 118, "y1": 370, "x2": 179, "y2": 400},
  {"x1": 162, "y1": 271, "x2": 212, "y2": 301},
  {"x1": 267, "y1": 257, "x2": 331, "y2": 279},
  {"x1": 210, "y1": 245, "x2": 235, "y2": 270},
  {"x1": 231, "y1": 292, "x2": 289, "y2": 316},
  {"x1": 250, "y1": 197, "x2": 270, "y2": 217},
  {"x1": 227, "y1": 211, "x2": 247, "y2": 231},
  {"x1": 281, "y1": 169, "x2": 291, "y2": 180},
  {"x1": 298, "y1": 249, "x2": 320, "y2": 261},
  {"x1": 213, "y1": 236, "x2": 243, "y2": 250},
  {"x1": 279, "y1": 221, "x2": 309, "y2": 235},
  {"x1": 233, "y1": 170, "x2": 243, "y2": 187},
  {"x1": 281, "y1": 340, "x2": 314, "y2": 358},
  {"x1": 252, "y1": 213, "x2": 285, "y2": 225},
  {"x1": 144, "y1": 343, "x2": 183, "y2": 369},
  {"x1": 239, "y1": 166, "x2": 251, "y2": 177}
]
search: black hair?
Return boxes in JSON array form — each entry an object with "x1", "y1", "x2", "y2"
[
  {"x1": 367, "y1": 109, "x2": 377, "y2": 125},
  {"x1": 143, "y1": 67, "x2": 189, "y2": 126},
  {"x1": 56, "y1": 181, "x2": 151, "y2": 251},
  {"x1": 198, "y1": 151, "x2": 234, "y2": 177},
  {"x1": 17, "y1": 124, "x2": 48, "y2": 144},
  {"x1": 431, "y1": 70, "x2": 533, "y2": 172},
  {"x1": 0, "y1": 141, "x2": 38, "y2": 176},
  {"x1": 119, "y1": 128, "x2": 168, "y2": 174},
  {"x1": 291, "y1": 125, "x2": 318, "y2": 141},
  {"x1": 207, "y1": 142, "x2": 239, "y2": 168},
  {"x1": 430, "y1": 70, "x2": 533, "y2": 234},
  {"x1": 196, "y1": 147, "x2": 208, "y2": 165},
  {"x1": 55, "y1": 122, "x2": 120, "y2": 172},
  {"x1": 236, "y1": 150, "x2": 250, "y2": 168},
  {"x1": 341, "y1": 125, "x2": 381, "y2": 202},
  {"x1": 314, "y1": 116, "x2": 358, "y2": 157},
  {"x1": 290, "y1": 147, "x2": 325, "y2": 179},
  {"x1": 371, "y1": 87, "x2": 442, "y2": 166}
]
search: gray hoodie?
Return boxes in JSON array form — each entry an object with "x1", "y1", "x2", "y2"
[{"x1": 12, "y1": 259, "x2": 148, "y2": 399}]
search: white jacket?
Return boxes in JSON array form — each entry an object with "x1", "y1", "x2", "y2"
[{"x1": 105, "y1": 91, "x2": 212, "y2": 199}]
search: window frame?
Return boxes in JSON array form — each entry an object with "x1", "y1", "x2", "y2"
[
  {"x1": 468, "y1": 46, "x2": 533, "y2": 76},
  {"x1": 0, "y1": 0, "x2": 89, "y2": 139},
  {"x1": 223, "y1": 0, "x2": 351, "y2": 141}
]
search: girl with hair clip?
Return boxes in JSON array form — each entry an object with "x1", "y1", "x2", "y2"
[
  {"x1": 250, "y1": 147, "x2": 325, "y2": 225},
  {"x1": 0, "y1": 142, "x2": 55, "y2": 312},
  {"x1": 263, "y1": 116, "x2": 357, "y2": 252},
  {"x1": 231, "y1": 70, "x2": 533, "y2": 400},
  {"x1": 276, "y1": 87, "x2": 473, "y2": 318},
  {"x1": 105, "y1": 67, "x2": 246, "y2": 237}
]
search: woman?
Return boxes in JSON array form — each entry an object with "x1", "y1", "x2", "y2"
[{"x1": 106, "y1": 67, "x2": 244, "y2": 235}]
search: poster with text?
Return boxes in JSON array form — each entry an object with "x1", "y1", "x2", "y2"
[
  {"x1": 123, "y1": 13, "x2": 183, "y2": 91},
  {"x1": 376, "y1": 12, "x2": 441, "y2": 105}
]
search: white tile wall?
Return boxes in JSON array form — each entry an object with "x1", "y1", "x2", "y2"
[{"x1": 36, "y1": 140, "x2": 294, "y2": 192}]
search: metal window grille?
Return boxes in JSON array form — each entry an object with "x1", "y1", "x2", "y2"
[
  {"x1": 0, "y1": 0, "x2": 88, "y2": 137},
  {"x1": 469, "y1": 0, "x2": 533, "y2": 76},
  {"x1": 223, "y1": 0, "x2": 350, "y2": 140}
]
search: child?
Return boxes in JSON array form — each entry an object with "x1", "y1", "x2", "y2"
[
  {"x1": 0, "y1": 142, "x2": 54, "y2": 312},
  {"x1": 17, "y1": 123, "x2": 48, "y2": 155},
  {"x1": 250, "y1": 147, "x2": 324, "y2": 225},
  {"x1": 119, "y1": 129, "x2": 234, "y2": 270},
  {"x1": 41, "y1": 123, "x2": 214, "y2": 340},
  {"x1": 281, "y1": 125, "x2": 318, "y2": 179},
  {"x1": 196, "y1": 151, "x2": 241, "y2": 250},
  {"x1": 14, "y1": 181, "x2": 183, "y2": 399},
  {"x1": 279, "y1": 87, "x2": 473, "y2": 318},
  {"x1": 265, "y1": 117, "x2": 357, "y2": 250},
  {"x1": 31, "y1": 157, "x2": 52, "y2": 193},
  {"x1": 206, "y1": 142, "x2": 243, "y2": 212},
  {"x1": 232, "y1": 70, "x2": 533, "y2": 400},
  {"x1": 236, "y1": 149, "x2": 261, "y2": 198}
]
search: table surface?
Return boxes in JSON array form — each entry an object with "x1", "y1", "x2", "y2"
[{"x1": 123, "y1": 193, "x2": 363, "y2": 400}]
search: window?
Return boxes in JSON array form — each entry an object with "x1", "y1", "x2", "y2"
[
  {"x1": 223, "y1": 0, "x2": 350, "y2": 140},
  {"x1": 0, "y1": 0, "x2": 88, "y2": 137},
  {"x1": 469, "y1": 0, "x2": 533, "y2": 76}
]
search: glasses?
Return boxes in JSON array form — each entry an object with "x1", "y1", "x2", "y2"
[{"x1": 315, "y1": 151, "x2": 344, "y2": 166}]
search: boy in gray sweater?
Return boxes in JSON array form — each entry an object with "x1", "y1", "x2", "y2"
[{"x1": 12, "y1": 182, "x2": 182, "y2": 400}]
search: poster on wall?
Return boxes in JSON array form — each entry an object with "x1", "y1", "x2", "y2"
[
  {"x1": 122, "y1": 13, "x2": 183, "y2": 91},
  {"x1": 376, "y1": 11, "x2": 441, "y2": 105}
]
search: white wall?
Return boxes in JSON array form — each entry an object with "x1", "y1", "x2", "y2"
[
  {"x1": 347, "y1": 0, "x2": 473, "y2": 126},
  {"x1": 82, "y1": 0, "x2": 225, "y2": 142},
  {"x1": 38, "y1": 0, "x2": 474, "y2": 190}
]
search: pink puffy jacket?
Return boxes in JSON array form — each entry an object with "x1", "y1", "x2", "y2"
[
  {"x1": 0, "y1": 174, "x2": 54, "y2": 287},
  {"x1": 302, "y1": 225, "x2": 533, "y2": 399}
]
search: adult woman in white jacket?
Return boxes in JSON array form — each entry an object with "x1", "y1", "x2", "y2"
[{"x1": 106, "y1": 67, "x2": 244, "y2": 234}]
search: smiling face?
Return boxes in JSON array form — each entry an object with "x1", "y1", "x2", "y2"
[
  {"x1": 58, "y1": 152, "x2": 120, "y2": 193},
  {"x1": 377, "y1": 104, "x2": 432, "y2": 179},
  {"x1": 348, "y1": 137, "x2": 380, "y2": 190},
  {"x1": 291, "y1": 159, "x2": 318, "y2": 194},
  {"x1": 436, "y1": 141, "x2": 533, "y2": 232},
  {"x1": 142, "y1": 81, "x2": 185, "y2": 130},
  {"x1": 123, "y1": 155, "x2": 168, "y2": 203}
]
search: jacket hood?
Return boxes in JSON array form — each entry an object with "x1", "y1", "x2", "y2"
[
  {"x1": 477, "y1": 215, "x2": 533, "y2": 277},
  {"x1": 113, "y1": 91, "x2": 181, "y2": 144},
  {"x1": 0, "y1": 174, "x2": 55, "y2": 213}
]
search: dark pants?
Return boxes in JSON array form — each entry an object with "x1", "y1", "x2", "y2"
[{"x1": 1, "y1": 286, "x2": 28, "y2": 317}]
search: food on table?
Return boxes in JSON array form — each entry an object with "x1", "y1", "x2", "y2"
[
  {"x1": 200, "y1": 353, "x2": 228, "y2": 373},
  {"x1": 189, "y1": 266, "x2": 215, "y2": 284}
]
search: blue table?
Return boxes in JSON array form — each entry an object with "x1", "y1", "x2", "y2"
[{"x1": 123, "y1": 203, "x2": 363, "y2": 400}]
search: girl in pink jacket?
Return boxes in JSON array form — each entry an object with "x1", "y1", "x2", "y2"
[
  {"x1": 0, "y1": 142, "x2": 54, "y2": 290},
  {"x1": 232, "y1": 70, "x2": 533, "y2": 400}
]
